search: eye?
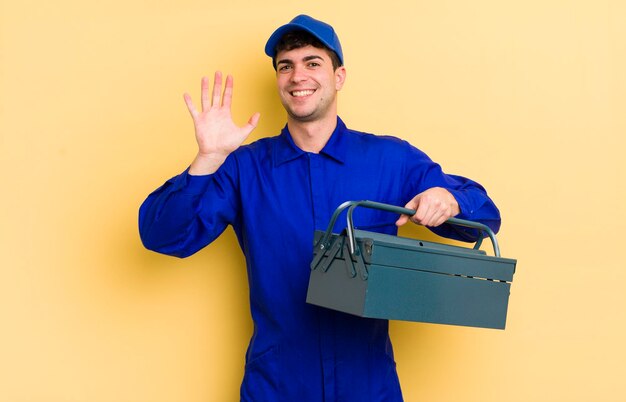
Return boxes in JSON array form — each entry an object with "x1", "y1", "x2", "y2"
[
  {"x1": 308, "y1": 62, "x2": 320, "y2": 68},
  {"x1": 278, "y1": 65, "x2": 292, "y2": 72}
]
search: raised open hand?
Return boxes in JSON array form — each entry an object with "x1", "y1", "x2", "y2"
[{"x1": 184, "y1": 71, "x2": 260, "y2": 175}]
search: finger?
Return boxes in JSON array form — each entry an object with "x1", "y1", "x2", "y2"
[
  {"x1": 246, "y1": 112, "x2": 261, "y2": 130},
  {"x1": 183, "y1": 93, "x2": 199, "y2": 119},
  {"x1": 212, "y1": 71, "x2": 223, "y2": 107},
  {"x1": 396, "y1": 198, "x2": 418, "y2": 226},
  {"x1": 432, "y1": 214, "x2": 448, "y2": 227},
  {"x1": 222, "y1": 75, "x2": 234, "y2": 108},
  {"x1": 423, "y1": 203, "x2": 450, "y2": 227},
  {"x1": 200, "y1": 76, "x2": 210, "y2": 111},
  {"x1": 239, "y1": 112, "x2": 261, "y2": 141},
  {"x1": 433, "y1": 203, "x2": 455, "y2": 227},
  {"x1": 412, "y1": 198, "x2": 432, "y2": 226},
  {"x1": 395, "y1": 215, "x2": 409, "y2": 226},
  {"x1": 421, "y1": 207, "x2": 438, "y2": 226}
]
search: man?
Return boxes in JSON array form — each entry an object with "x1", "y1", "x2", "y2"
[{"x1": 139, "y1": 14, "x2": 500, "y2": 402}]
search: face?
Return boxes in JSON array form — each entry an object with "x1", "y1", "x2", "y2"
[{"x1": 275, "y1": 45, "x2": 346, "y2": 123}]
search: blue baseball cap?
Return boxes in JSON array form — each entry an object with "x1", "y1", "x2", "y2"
[{"x1": 265, "y1": 14, "x2": 344, "y2": 66}]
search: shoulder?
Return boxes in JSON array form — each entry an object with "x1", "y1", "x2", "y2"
[
  {"x1": 229, "y1": 135, "x2": 278, "y2": 161},
  {"x1": 343, "y1": 126, "x2": 422, "y2": 155}
]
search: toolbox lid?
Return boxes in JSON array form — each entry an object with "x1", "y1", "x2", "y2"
[{"x1": 353, "y1": 229, "x2": 517, "y2": 283}]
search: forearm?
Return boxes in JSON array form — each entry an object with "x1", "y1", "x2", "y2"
[
  {"x1": 139, "y1": 170, "x2": 231, "y2": 257},
  {"x1": 435, "y1": 184, "x2": 501, "y2": 241},
  {"x1": 450, "y1": 182, "x2": 499, "y2": 218},
  {"x1": 402, "y1": 143, "x2": 501, "y2": 241}
]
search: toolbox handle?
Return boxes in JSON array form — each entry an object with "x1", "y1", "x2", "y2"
[{"x1": 319, "y1": 200, "x2": 501, "y2": 258}]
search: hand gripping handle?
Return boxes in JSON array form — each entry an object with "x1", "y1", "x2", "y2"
[{"x1": 317, "y1": 200, "x2": 501, "y2": 258}]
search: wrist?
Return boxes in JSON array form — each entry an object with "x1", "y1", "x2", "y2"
[{"x1": 189, "y1": 152, "x2": 229, "y2": 175}]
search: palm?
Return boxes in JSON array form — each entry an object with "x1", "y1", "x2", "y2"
[
  {"x1": 193, "y1": 104, "x2": 249, "y2": 155},
  {"x1": 184, "y1": 72, "x2": 260, "y2": 159}
]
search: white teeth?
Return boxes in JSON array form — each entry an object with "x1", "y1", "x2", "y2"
[{"x1": 292, "y1": 90, "x2": 314, "y2": 97}]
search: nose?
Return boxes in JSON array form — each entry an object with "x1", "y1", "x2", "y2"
[{"x1": 289, "y1": 65, "x2": 308, "y2": 83}]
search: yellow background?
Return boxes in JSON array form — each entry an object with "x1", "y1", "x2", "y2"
[{"x1": 2, "y1": 0, "x2": 625, "y2": 401}]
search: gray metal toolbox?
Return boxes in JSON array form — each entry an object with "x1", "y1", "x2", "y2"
[{"x1": 306, "y1": 201, "x2": 517, "y2": 329}]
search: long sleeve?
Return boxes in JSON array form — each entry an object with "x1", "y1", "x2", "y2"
[
  {"x1": 402, "y1": 141, "x2": 501, "y2": 242},
  {"x1": 138, "y1": 157, "x2": 240, "y2": 258}
]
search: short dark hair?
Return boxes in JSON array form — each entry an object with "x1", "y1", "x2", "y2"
[{"x1": 273, "y1": 30, "x2": 342, "y2": 70}]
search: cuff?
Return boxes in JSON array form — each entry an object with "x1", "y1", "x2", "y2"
[
  {"x1": 169, "y1": 168, "x2": 214, "y2": 195},
  {"x1": 447, "y1": 189, "x2": 474, "y2": 220}
]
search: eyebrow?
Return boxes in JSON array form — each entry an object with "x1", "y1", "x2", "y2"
[{"x1": 276, "y1": 54, "x2": 325, "y2": 66}]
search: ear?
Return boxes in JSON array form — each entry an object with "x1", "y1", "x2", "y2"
[{"x1": 335, "y1": 66, "x2": 347, "y2": 91}]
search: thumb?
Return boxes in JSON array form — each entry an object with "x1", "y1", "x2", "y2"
[
  {"x1": 396, "y1": 196, "x2": 419, "y2": 226},
  {"x1": 244, "y1": 112, "x2": 261, "y2": 135},
  {"x1": 395, "y1": 215, "x2": 409, "y2": 227}
]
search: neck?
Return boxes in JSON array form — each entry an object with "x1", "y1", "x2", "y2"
[{"x1": 287, "y1": 114, "x2": 338, "y2": 153}]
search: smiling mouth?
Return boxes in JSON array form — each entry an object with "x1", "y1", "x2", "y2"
[{"x1": 291, "y1": 89, "x2": 315, "y2": 97}]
